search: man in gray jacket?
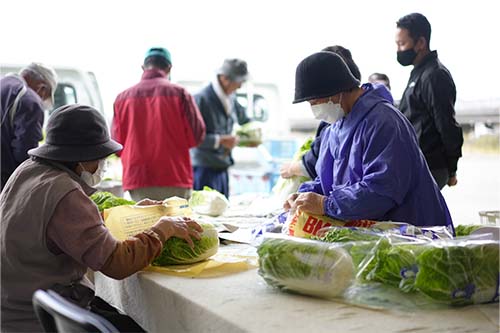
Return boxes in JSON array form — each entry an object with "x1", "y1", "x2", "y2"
[{"x1": 191, "y1": 59, "x2": 251, "y2": 197}]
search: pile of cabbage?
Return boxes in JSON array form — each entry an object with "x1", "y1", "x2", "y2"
[
  {"x1": 90, "y1": 191, "x2": 135, "y2": 212},
  {"x1": 258, "y1": 227, "x2": 499, "y2": 306},
  {"x1": 152, "y1": 223, "x2": 219, "y2": 266}
]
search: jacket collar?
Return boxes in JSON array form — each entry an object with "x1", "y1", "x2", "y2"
[
  {"x1": 338, "y1": 83, "x2": 388, "y2": 131},
  {"x1": 207, "y1": 83, "x2": 231, "y2": 117},
  {"x1": 141, "y1": 68, "x2": 168, "y2": 80},
  {"x1": 414, "y1": 50, "x2": 438, "y2": 70}
]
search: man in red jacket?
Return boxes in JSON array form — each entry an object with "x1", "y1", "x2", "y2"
[{"x1": 112, "y1": 47, "x2": 206, "y2": 200}]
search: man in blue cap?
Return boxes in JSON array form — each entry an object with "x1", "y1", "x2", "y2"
[
  {"x1": 112, "y1": 47, "x2": 206, "y2": 201},
  {"x1": 284, "y1": 51, "x2": 454, "y2": 231}
]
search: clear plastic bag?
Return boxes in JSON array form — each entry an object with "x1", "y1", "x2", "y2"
[{"x1": 257, "y1": 231, "x2": 500, "y2": 309}]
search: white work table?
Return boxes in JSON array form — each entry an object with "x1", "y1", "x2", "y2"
[{"x1": 95, "y1": 261, "x2": 500, "y2": 333}]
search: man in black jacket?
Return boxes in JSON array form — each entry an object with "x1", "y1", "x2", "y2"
[{"x1": 395, "y1": 13, "x2": 463, "y2": 189}]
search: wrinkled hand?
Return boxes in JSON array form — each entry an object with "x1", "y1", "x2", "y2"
[
  {"x1": 286, "y1": 192, "x2": 326, "y2": 216},
  {"x1": 152, "y1": 216, "x2": 202, "y2": 248},
  {"x1": 136, "y1": 198, "x2": 163, "y2": 206},
  {"x1": 280, "y1": 161, "x2": 303, "y2": 178},
  {"x1": 220, "y1": 135, "x2": 238, "y2": 149},
  {"x1": 283, "y1": 192, "x2": 300, "y2": 212},
  {"x1": 448, "y1": 176, "x2": 458, "y2": 187}
]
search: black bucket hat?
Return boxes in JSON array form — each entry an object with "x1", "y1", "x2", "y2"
[
  {"x1": 29, "y1": 104, "x2": 122, "y2": 162},
  {"x1": 293, "y1": 51, "x2": 360, "y2": 103}
]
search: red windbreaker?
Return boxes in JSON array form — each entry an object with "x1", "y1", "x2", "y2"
[{"x1": 112, "y1": 69, "x2": 205, "y2": 191}]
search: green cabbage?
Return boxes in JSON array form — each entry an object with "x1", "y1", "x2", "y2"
[
  {"x1": 367, "y1": 243, "x2": 425, "y2": 292},
  {"x1": 90, "y1": 191, "x2": 135, "y2": 212},
  {"x1": 272, "y1": 137, "x2": 313, "y2": 201},
  {"x1": 152, "y1": 223, "x2": 219, "y2": 266},
  {"x1": 257, "y1": 237, "x2": 354, "y2": 298},
  {"x1": 236, "y1": 122, "x2": 263, "y2": 146},
  {"x1": 414, "y1": 242, "x2": 499, "y2": 305},
  {"x1": 189, "y1": 186, "x2": 229, "y2": 217},
  {"x1": 313, "y1": 227, "x2": 381, "y2": 243},
  {"x1": 454, "y1": 224, "x2": 482, "y2": 237},
  {"x1": 315, "y1": 228, "x2": 424, "y2": 291}
]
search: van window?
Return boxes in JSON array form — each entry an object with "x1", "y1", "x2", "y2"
[
  {"x1": 52, "y1": 83, "x2": 77, "y2": 114},
  {"x1": 236, "y1": 93, "x2": 269, "y2": 122}
]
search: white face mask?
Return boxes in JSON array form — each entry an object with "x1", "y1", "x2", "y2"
[
  {"x1": 311, "y1": 95, "x2": 344, "y2": 124},
  {"x1": 79, "y1": 159, "x2": 106, "y2": 187},
  {"x1": 42, "y1": 99, "x2": 53, "y2": 111}
]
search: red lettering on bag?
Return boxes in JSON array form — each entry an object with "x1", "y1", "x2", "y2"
[
  {"x1": 345, "y1": 220, "x2": 376, "y2": 228},
  {"x1": 303, "y1": 216, "x2": 317, "y2": 234},
  {"x1": 313, "y1": 221, "x2": 332, "y2": 235}
]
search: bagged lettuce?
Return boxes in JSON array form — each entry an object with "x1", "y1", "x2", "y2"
[
  {"x1": 90, "y1": 191, "x2": 135, "y2": 212},
  {"x1": 414, "y1": 240, "x2": 499, "y2": 305},
  {"x1": 189, "y1": 186, "x2": 229, "y2": 217},
  {"x1": 454, "y1": 224, "x2": 482, "y2": 237},
  {"x1": 257, "y1": 235, "x2": 354, "y2": 298},
  {"x1": 152, "y1": 223, "x2": 219, "y2": 266}
]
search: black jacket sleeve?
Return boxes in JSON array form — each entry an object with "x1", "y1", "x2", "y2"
[{"x1": 422, "y1": 69, "x2": 463, "y2": 176}]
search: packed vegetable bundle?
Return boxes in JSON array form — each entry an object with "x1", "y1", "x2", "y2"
[
  {"x1": 257, "y1": 235, "x2": 355, "y2": 298},
  {"x1": 315, "y1": 227, "x2": 500, "y2": 306},
  {"x1": 152, "y1": 223, "x2": 219, "y2": 266},
  {"x1": 90, "y1": 191, "x2": 135, "y2": 212}
]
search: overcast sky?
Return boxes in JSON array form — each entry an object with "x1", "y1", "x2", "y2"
[{"x1": 2, "y1": 0, "x2": 499, "y2": 118}]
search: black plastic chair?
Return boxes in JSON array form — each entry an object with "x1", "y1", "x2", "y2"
[{"x1": 32, "y1": 289, "x2": 119, "y2": 333}]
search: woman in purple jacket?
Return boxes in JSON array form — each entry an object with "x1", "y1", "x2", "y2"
[{"x1": 284, "y1": 51, "x2": 453, "y2": 230}]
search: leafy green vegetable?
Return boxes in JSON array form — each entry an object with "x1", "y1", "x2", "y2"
[
  {"x1": 414, "y1": 242, "x2": 499, "y2": 305},
  {"x1": 257, "y1": 237, "x2": 354, "y2": 298},
  {"x1": 272, "y1": 137, "x2": 314, "y2": 200},
  {"x1": 313, "y1": 227, "x2": 383, "y2": 281},
  {"x1": 313, "y1": 227, "x2": 381, "y2": 243},
  {"x1": 189, "y1": 186, "x2": 229, "y2": 217},
  {"x1": 454, "y1": 224, "x2": 482, "y2": 237},
  {"x1": 90, "y1": 191, "x2": 135, "y2": 212},
  {"x1": 367, "y1": 243, "x2": 425, "y2": 292},
  {"x1": 236, "y1": 122, "x2": 263, "y2": 146},
  {"x1": 152, "y1": 223, "x2": 219, "y2": 266},
  {"x1": 315, "y1": 228, "x2": 424, "y2": 291}
]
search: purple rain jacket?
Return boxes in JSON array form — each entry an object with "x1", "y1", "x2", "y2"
[{"x1": 299, "y1": 83, "x2": 453, "y2": 229}]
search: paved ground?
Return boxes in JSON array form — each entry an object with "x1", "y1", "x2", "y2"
[{"x1": 441, "y1": 151, "x2": 500, "y2": 225}]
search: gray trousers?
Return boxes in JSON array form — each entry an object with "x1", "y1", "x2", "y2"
[
  {"x1": 431, "y1": 168, "x2": 449, "y2": 190},
  {"x1": 129, "y1": 186, "x2": 192, "y2": 201}
]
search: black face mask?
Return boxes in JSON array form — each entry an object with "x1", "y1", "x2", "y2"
[{"x1": 397, "y1": 49, "x2": 417, "y2": 66}]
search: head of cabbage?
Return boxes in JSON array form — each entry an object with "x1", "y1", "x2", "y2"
[
  {"x1": 258, "y1": 236, "x2": 354, "y2": 298},
  {"x1": 152, "y1": 223, "x2": 219, "y2": 266},
  {"x1": 189, "y1": 186, "x2": 229, "y2": 217}
]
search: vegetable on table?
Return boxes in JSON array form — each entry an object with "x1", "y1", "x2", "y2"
[
  {"x1": 152, "y1": 223, "x2": 219, "y2": 266},
  {"x1": 257, "y1": 236, "x2": 354, "y2": 298},
  {"x1": 90, "y1": 191, "x2": 135, "y2": 212}
]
